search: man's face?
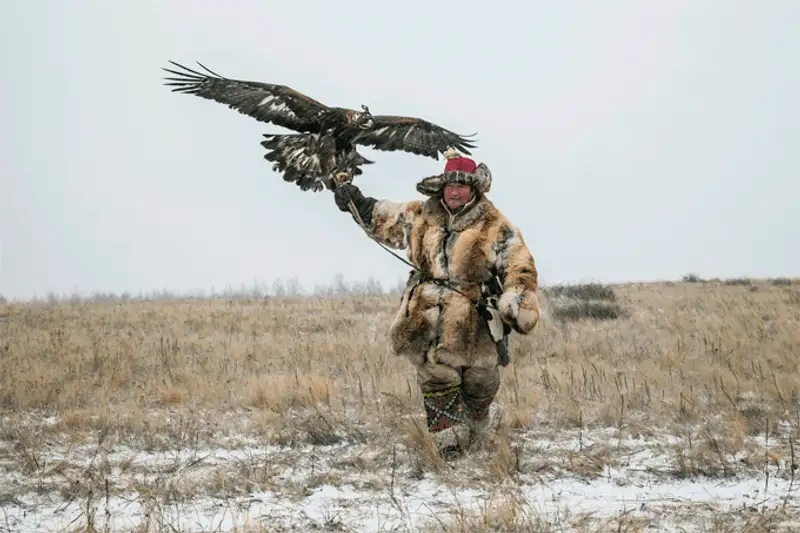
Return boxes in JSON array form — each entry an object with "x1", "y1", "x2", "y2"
[{"x1": 443, "y1": 183, "x2": 473, "y2": 210}]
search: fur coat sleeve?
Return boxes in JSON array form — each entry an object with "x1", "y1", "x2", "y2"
[
  {"x1": 364, "y1": 199, "x2": 424, "y2": 250},
  {"x1": 495, "y1": 225, "x2": 541, "y2": 335}
]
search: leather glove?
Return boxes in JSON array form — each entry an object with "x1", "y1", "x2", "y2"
[
  {"x1": 334, "y1": 183, "x2": 361, "y2": 213},
  {"x1": 333, "y1": 183, "x2": 376, "y2": 225}
]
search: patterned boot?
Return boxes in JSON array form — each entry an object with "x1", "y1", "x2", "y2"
[
  {"x1": 463, "y1": 395, "x2": 503, "y2": 449},
  {"x1": 423, "y1": 386, "x2": 470, "y2": 457}
]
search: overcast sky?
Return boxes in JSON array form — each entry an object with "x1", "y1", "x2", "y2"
[{"x1": 2, "y1": 1, "x2": 798, "y2": 301}]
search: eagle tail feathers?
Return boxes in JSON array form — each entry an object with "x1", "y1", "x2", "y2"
[{"x1": 261, "y1": 133, "x2": 329, "y2": 192}]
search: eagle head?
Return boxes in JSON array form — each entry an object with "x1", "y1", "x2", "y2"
[{"x1": 348, "y1": 104, "x2": 375, "y2": 130}]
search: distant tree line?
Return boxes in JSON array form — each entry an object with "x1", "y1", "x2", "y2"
[
  {"x1": 1, "y1": 274, "x2": 408, "y2": 304},
  {"x1": 0, "y1": 273, "x2": 793, "y2": 305}
]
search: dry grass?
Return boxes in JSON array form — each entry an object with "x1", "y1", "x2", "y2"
[
  {"x1": 3, "y1": 279, "x2": 798, "y2": 434},
  {"x1": 1, "y1": 277, "x2": 800, "y2": 532}
]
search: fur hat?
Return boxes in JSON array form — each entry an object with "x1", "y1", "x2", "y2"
[{"x1": 416, "y1": 148, "x2": 492, "y2": 197}]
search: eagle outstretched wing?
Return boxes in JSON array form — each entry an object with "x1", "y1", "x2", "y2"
[
  {"x1": 351, "y1": 115, "x2": 478, "y2": 159},
  {"x1": 162, "y1": 61, "x2": 330, "y2": 133}
]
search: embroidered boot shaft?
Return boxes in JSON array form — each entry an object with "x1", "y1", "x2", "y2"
[{"x1": 423, "y1": 386, "x2": 464, "y2": 432}]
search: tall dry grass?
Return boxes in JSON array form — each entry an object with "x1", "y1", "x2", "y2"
[
  {"x1": 2, "y1": 279, "x2": 800, "y2": 442},
  {"x1": 1, "y1": 278, "x2": 798, "y2": 453}
]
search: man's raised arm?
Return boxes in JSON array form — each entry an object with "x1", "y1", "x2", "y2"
[{"x1": 333, "y1": 183, "x2": 423, "y2": 250}]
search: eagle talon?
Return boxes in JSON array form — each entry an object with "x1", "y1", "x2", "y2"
[{"x1": 334, "y1": 171, "x2": 352, "y2": 185}]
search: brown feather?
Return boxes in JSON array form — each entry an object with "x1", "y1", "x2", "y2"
[
  {"x1": 162, "y1": 61, "x2": 329, "y2": 133},
  {"x1": 351, "y1": 115, "x2": 477, "y2": 159}
]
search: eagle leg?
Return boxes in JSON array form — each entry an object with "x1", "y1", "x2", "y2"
[{"x1": 333, "y1": 170, "x2": 353, "y2": 188}]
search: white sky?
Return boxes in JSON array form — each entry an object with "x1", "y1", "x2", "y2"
[{"x1": 2, "y1": 1, "x2": 798, "y2": 300}]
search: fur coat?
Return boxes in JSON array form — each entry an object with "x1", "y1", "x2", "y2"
[{"x1": 351, "y1": 166, "x2": 541, "y2": 370}]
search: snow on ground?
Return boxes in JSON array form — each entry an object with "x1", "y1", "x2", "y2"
[{"x1": 2, "y1": 423, "x2": 799, "y2": 533}]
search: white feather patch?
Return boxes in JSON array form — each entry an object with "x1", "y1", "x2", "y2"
[{"x1": 257, "y1": 97, "x2": 297, "y2": 118}]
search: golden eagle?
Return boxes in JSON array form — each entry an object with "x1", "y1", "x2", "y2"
[{"x1": 162, "y1": 61, "x2": 478, "y2": 192}]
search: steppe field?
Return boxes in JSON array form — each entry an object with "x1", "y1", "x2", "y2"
[{"x1": 1, "y1": 276, "x2": 800, "y2": 533}]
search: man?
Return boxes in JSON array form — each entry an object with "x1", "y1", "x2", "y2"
[{"x1": 333, "y1": 149, "x2": 541, "y2": 455}]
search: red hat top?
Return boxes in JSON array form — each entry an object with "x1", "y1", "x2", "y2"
[
  {"x1": 444, "y1": 156, "x2": 477, "y2": 174},
  {"x1": 442, "y1": 147, "x2": 477, "y2": 174}
]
